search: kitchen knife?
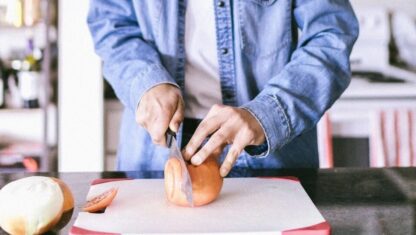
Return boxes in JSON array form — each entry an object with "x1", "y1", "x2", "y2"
[{"x1": 166, "y1": 129, "x2": 194, "y2": 207}]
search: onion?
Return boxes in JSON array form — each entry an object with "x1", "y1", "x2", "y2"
[
  {"x1": 0, "y1": 176, "x2": 74, "y2": 235},
  {"x1": 164, "y1": 157, "x2": 223, "y2": 207}
]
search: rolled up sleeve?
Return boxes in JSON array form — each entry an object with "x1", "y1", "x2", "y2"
[{"x1": 242, "y1": 0, "x2": 359, "y2": 157}]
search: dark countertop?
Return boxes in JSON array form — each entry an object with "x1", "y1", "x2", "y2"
[{"x1": 0, "y1": 167, "x2": 415, "y2": 235}]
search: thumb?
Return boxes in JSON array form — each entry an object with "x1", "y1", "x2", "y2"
[{"x1": 169, "y1": 99, "x2": 184, "y2": 133}]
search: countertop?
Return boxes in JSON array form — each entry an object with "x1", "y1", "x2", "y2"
[{"x1": 0, "y1": 167, "x2": 415, "y2": 235}]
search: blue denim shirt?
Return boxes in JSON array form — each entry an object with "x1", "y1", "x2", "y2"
[{"x1": 87, "y1": 0, "x2": 359, "y2": 171}]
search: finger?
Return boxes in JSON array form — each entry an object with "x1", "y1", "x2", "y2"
[
  {"x1": 136, "y1": 113, "x2": 146, "y2": 128},
  {"x1": 149, "y1": 115, "x2": 170, "y2": 146},
  {"x1": 169, "y1": 99, "x2": 184, "y2": 133},
  {"x1": 183, "y1": 142, "x2": 225, "y2": 162},
  {"x1": 220, "y1": 144, "x2": 243, "y2": 177},
  {"x1": 205, "y1": 104, "x2": 223, "y2": 119},
  {"x1": 212, "y1": 145, "x2": 225, "y2": 158},
  {"x1": 135, "y1": 104, "x2": 148, "y2": 127},
  {"x1": 190, "y1": 129, "x2": 230, "y2": 165},
  {"x1": 183, "y1": 116, "x2": 221, "y2": 160}
]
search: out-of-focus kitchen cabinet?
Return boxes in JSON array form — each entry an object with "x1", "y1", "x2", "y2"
[{"x1": 328, "y1": 77, "x2": 416, "y2": 167}]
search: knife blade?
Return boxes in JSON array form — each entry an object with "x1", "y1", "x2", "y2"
[{"x1": 166, "y1": 129, "x2": 194, "y2": 207}]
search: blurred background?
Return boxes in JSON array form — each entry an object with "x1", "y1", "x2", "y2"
[{"x1": 0, "y1": 0, "x2": 415, "y2": 172}]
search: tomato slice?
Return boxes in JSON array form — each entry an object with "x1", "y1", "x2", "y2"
[{"x1": 83, "y1": 188, "x2": 118, "y2": 213}]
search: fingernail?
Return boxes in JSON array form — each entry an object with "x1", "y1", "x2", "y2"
[
  {"x1": 173, "y1": 124, "x2": 179, "y2": 133},
  {"x1": 220, "y1": 167, "x2": 228, "y2": 177},
  {"x1": 191, "y1": 156, "x2": 202, "y2": 165}
]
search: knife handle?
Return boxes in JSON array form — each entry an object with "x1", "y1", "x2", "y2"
[{"x1": 166, "y1": 128, "x2": 176, "y2": 147}]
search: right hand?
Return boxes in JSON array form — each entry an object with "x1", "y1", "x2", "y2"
[{"x1": 136, "y1": 84, "x2": 184, "y2": 146}]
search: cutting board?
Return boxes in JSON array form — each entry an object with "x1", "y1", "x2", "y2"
[{"x1": 71, "y1": 177, "x2": 329, "y2": 234}]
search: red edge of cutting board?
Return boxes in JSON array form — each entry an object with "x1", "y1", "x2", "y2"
[
  {"x1": 70, "y1": 177, "x2": 330, "y2": 235},
  {"x1": 91, "y1": 178, "x2": 133, "y2": 185},
  {"x1": 282, "y1": 221, "x2": 331, "y2": 235},
  {"x1": 259, "y1": 176, "x2": 300, "y2": 182},
  {"x1": 69, "y1": 226, "x2": 120, "y2": 235}
]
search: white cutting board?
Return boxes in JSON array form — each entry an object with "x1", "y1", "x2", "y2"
[{"x1": 71, "y1": 177, "x2": 329, "y2": 234}]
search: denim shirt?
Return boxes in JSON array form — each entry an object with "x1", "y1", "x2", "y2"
[{"x1": 87, "y1": 0, "x2": 359, "y2": 171}]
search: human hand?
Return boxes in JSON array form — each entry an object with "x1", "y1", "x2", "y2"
[
  {"x1": 136, "y1": 84, "x2": 184, "y2": 146},
  {"x1": 182, "y1": 104, "x2": 266, "y2": 177}
]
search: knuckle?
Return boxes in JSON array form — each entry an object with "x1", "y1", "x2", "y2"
[
  {"x1": 230, "y1": 146, "x2": 241, "y2": 156},
  {"x1": 246, "y1": 133, "x2": 256, "y2": 143},
  {"x1": 209, "y1": 138, "x2": 222, "y2": 150},
  {"x1": 170, "y1": 94, "x2": 180, "y2": 104},
  {"x1": 212, "y1": 104, "x2": 224, "y2": 112},
  {"x1": 150, "y1": 130, "x2": 165, "y2": 144},
  {"x1": 212, "y1": 104, "x2": 220, "y2": 110},
  {"x1": 223, "y1": 158, "x2": 235, "y2": 168},
  {"x1": 171, "y1": 113, "x2": 182, "y2": 123},
  {"x1": 135, "y1": 115, "x2": 143, "y2": 125},
  {"x1": 187, "y1": 139, "x2": 195, "y2": 147},
  {"x1": 223, "y1": 106, "x2": 233, "y2": 113},
  {"x1": 199, "y1": 148, "x2": 210, "y2": 158},
  {"x1": 234, "y1": 110, "x2": 244, "y2": 120},
  {"x1": 215, "y1": 132, "x2": 227, "y2": 142},
  {"x1": 137, "y1": 119, "x2": 148, "y2": 130},
  {"x1": 244, "y1": 127, "x2": 255, "y2": 139},
  {"x1": 187, "y1": 139, "x2": 200, "y2": 150},
  {"x1": 198, "y1": 121, "x2": 208, "y2": 130},
  {"x1": 228, "y1": 111, "x2": 242, "y2": 122},
  {"x1": 152, "y1": 136, "x2": 163, "y2": 145}
]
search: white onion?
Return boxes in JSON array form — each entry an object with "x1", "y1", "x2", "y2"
[{"x1": 0, "y1": 176, "x2": 64, "y2": 235}]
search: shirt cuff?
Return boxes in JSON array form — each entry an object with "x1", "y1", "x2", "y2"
[
  {"x1": 130, "y1": 63, "x2": 180, "y2": 111},
  {"x1": 241, "y1": 94, "x2": 292, "y2": 157}
]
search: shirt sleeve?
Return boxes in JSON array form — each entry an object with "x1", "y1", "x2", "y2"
[
  {"x1": 87, "y1": 0, "x2": 179, "y2": 113},
  {"x1": 242, "y1": 0, "x2": 359, "y2": 157}
]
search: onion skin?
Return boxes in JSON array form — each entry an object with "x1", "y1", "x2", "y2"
[
  {"x1": 0, "y1": 176, "x2": 65, "y2": 235},
  {"x1": 82, "y1": 188, "x2": 118, "y2": 213},
  {"x1": 52, "y1": 178, "x2": 75, "y2": 212},
  {"x1": 164, "y1": 157, "x2": 223, "y2": 207}
]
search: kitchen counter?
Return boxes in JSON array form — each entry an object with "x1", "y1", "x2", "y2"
[{"x1": 0, "y1": 167, "x2": 414, "y2": 234}]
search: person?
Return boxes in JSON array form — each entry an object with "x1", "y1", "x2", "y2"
[{"x1": 87, "y1": 0, "x2": 359, "y2": 176}]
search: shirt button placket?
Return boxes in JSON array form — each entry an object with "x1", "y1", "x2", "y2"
[{"x1": 215, "y1": 0, "x2": 237, "y2": 107}]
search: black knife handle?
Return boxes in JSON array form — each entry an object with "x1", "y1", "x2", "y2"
[{"x1": 166, "y1": 128, "x2": 176, "y2": 147}]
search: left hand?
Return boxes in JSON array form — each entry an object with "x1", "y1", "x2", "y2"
[{"x1": 182, "y1": 104, "x2": 266, "y2": 177}]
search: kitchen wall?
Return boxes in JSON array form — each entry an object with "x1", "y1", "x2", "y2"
[
  {"x1": 58, "y1": 0, "x2": 103, "y2": 172},
  {"x1": 351, "y1": 0, "x2": 416, "y2": 16}
]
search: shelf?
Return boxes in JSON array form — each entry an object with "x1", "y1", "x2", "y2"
[
  {"x1": 328, "y1": 77, "x2": 416, "y2": 139},
  {"x1": 0, "y1": 24, "x2": 39, "y2": 30},
  {"x1": 0, "y1": 146, "x2": 56, "y2": 172},
  {"x1": 0, "y1": 0, "x2": 56, "y2": 172},
  {"x1": 0, "y1": 22, "x2": 57, "y2": 34},
  {"x1": 0, "y1": 107, "x2": 45, "y2": 114},
  {"x1": 342, "y1": 77, "x2": 416, "y2": 99},
  {"x1": 0, "y1": 105, "x2": 57, "y2": 145},
  {"x1": 0, "y1": 23, "x2": 57, "y2": 59}
]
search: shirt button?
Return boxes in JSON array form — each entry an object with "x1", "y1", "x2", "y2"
[
  {"x1": 221, "y1": 48, "x2": 228, "y2": 55},
  {"x1": 218, "y1": 1, "x2": 225, "y2": 7}
]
